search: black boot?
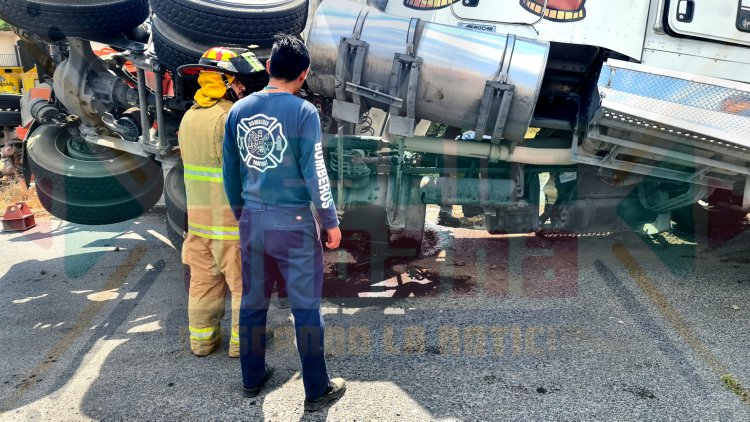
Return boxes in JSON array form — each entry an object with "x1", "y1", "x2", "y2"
[
  {"x1": 304, "y1": 378, "x2": 346, "y2": 412},
  {"x1": 242, "y1": 366, "x2": 274, "y2": 398}
]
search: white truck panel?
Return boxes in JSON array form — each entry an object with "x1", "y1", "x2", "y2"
[
  {"x1": 642, "y1": 49, "x2": 750, "y2": 83},
  {"x1": 643, "y1": 0, "x2": 750, "y2": 83},
  {"x1": 666, "y1": 0, "x2": 750, "y2": 46},
  {"x1": 384, "y1": 0, "x2": 650, "y2": 60}
]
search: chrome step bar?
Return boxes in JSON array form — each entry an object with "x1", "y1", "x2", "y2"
[{"x1": 575, "y1": 59, "x2": 750, "y2": 207}]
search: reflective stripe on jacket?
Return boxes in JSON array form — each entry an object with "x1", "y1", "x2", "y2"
[{"x1": 178, "y1": 98, "x2": 239, "y2": 239}]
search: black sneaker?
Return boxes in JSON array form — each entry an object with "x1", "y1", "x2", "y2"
[
  {"x1": 242, "y1": 366, "x2": 274, "y2": 398},
  {"x1": 438, "y1": 211, "x2": 461, "y2": 227},
  {"x1": 304, "y1": 378, "x2": 346, "y2": 412}
]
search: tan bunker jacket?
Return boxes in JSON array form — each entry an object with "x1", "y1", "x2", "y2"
[{"x1": 179, "y1": 98, "x2": 242, "y2": 356}]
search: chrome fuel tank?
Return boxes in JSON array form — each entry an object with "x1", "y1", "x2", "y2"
[{"x1": 306, "y1": 0, "x2": 550, "y2": 142}]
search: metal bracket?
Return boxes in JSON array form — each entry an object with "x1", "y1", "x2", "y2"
[
  {"x1": 386, "y1": 52, "x2": 422, "y2": 137},
  {"x1": 337, "y1": 5, "x2": 371, "y2": 104},
  {"x1": 388, "y1": 116, "x2": 417, "y2": 138},
  {"x1": 332, "y1": 37, "x2": 368, "y2": 126},
  {"x1": 335, "y1": 37, "x2": 368, "y2": 104},
  {"x1": 510, "y1": 162, "x2": 524, "y2": 201},
  {"x1": 387, "y1": 137, "x2": 407, "y2": 226},
  {"x1": 603, "y1": 145, "x2": 622, "y2": 164},
  {"x1": 83, "y1": 133, "x2": 151, "y2": 157},
  {"x1": 345, "y1": 83, "x2": 402, "y2": 109},
  {"x1": 691, "y1": 165, "x2": 713, "y2": 180},
  {"x1": 333, "y1": 7, "x2": 370, "y2": 105},
  {"x1": 405, "y1": 17, "x2": 419, "y2": 56},
  {"x1": 334, "y1": 15, "x2": 425, "y2": 138},
  {"x1": 332, "y1": 99, "x2": 363, "y2": 124},
  {"x1": 476, "y1": 34, "x2": 516, "y2": 144},
  {"x1": 339, "y1": 44, "x2": 423, "y2": 137},
  {"x1": 388, "y1": 53, "x2": 422, "y2": 118},
  {"x1": 136, "y1": 67, "x2": 151, "y2": 145},
  {"x1": 92, "y1": 35, "x2": 147, "y2": 55},
  {"x1": 386, "y1": 20, "x2": 423, "y2": 137},
  {"x1": 475, "y1": 81, "x2": 515, "y2": 144},
  {"x1": 386, "y1": 18, "x2": 422, "y2": 138}
]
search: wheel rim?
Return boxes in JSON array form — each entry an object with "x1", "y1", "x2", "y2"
[{"x1": 64, "y1": 132, "x2": 120, "y2": 162}]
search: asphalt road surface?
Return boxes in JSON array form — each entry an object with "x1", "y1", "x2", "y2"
[{"x1": 0, "y1": 206, "x2": 749, "y2": 420}]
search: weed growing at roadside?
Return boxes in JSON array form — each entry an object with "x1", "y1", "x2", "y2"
[{"x1": 721, "y1": 374, "x2": 750, "y2": 405}]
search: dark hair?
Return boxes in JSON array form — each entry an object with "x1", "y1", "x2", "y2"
[{"x1": 269, "y1": 35, "x2": 311, "y2": 82}]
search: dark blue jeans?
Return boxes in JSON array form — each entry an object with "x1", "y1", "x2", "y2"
[{"x1": 238, "y1": 203, "x2": 330, "y2": 399}]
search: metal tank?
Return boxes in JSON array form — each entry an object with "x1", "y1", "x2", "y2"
[{"x1": 305, "y1": 0, "x2": 550, "y2": 142}]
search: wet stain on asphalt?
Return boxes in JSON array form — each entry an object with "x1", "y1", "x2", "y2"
[{"x1": 623, "y1": 385, "x2": 657, "y2": 400}]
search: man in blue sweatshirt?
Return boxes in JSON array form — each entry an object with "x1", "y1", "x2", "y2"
[{"x1": 222, "y1": 35, "x2": 345, "y2": 411}]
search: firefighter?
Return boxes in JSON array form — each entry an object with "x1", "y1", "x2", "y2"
[
  {"x1": 176, "y1": 47, "x2": 265, "y2": 358},
  {"x1": 223, "y1": 35, "x2": 346, "y2": 410}
]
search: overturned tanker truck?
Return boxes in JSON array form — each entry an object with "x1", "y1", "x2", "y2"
[{"x1": 4, "y1": 0, "x2": 750, "y2": 253}]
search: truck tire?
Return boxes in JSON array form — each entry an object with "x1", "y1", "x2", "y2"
[
  {"x1": 0, "y1": 111, "x2": 21, "y2": 126},
  {"x1": 0, "y1": 0, "x2": 149, "y2": 41},
  {"x1": 151, "y1": 17, "x2": 209, "y2": 73},
  {"x1": 149, "y1": 0, "x2": 309, "y2": 47},
  {"x1": 0, "y1": 94, "x2": 21, "y2": 111},
  {"x1": 166, "y1": 213, "x2": 185, "y2": 250},
  {"x1": 36, "y1": 181, "x2": 163, "y2": 226},
  {"x1": 27, "y1": 125, "x2": 163, "y2": 225},
  {"x1": 164, "y1": 165, "x2": 187, "y2": 249}
]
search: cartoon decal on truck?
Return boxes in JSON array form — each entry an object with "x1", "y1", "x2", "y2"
[
  {"x1": 403, "y1": 0, "x2": 587, "y2": 22},
  {"x1": 519, "y1": 0, "x2": 587, "y2": 22},
  {"x1": 403, "y1": 0, "x2": 459, "y2": 10}
]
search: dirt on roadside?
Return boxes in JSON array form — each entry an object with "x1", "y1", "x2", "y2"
[{"x1": 0, "y1": 177, "x2": 48, "y2": 217}]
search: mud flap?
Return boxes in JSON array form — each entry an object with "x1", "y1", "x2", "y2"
[{"x1": 21, "y1": 120, "x2": 40, "y2": 189}]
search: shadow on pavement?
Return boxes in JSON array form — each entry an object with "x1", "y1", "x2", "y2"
[{"x1": 1, "y1": 218, "x2": 749, "y2": 420}]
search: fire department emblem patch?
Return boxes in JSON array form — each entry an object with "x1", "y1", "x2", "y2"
[
  {"x1": 237, "y1": 113, "x2": 288, "y2": 173},
  {"x1": 520, "y1": 0, "x2": 587, "y2": 22}
]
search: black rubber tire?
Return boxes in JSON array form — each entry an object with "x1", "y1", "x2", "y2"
[
  {"x1": 0, "y1": 94, "x2": 21, "y2": 111},
  {"x1": 166, "y1": 213, "x2": 185, "y2": 250},
  {"x1": 36, "y1": 179, "x2": 163, "y2": 225},
  {"x1": 27, "y1": 125, "x2": 164, "y2": 225},
  {"x1": 28, "y1": 126, "x2": 162, "y2": 200},
  {"x1": 0, "y1": 111, "x2": 21, "y2": 126},
  {"x1": 0, "y1": 0, "x2": 149, "y2": 41},
  {"x1": 151, "y1": 17, "x2": 210, "y2": 73},
  {"x1": 149, "y1": 0, "x2": 309, "y2": 47},
  {"x1": 152, "y1": 16, "x2": 272, "y2": 75},
  {"x1": 164, "y1": 165, "x2": 187, "y2": 249}
]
